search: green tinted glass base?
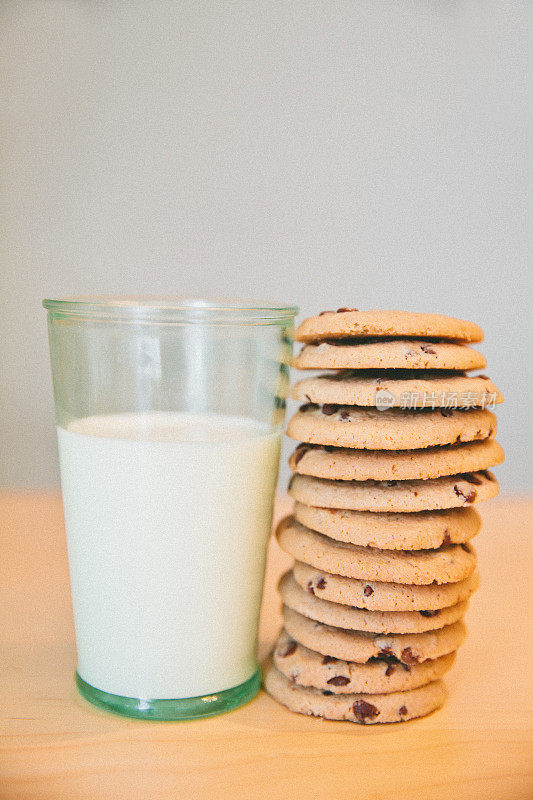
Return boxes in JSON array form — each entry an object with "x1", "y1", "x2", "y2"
[{"x1": 75, "y1": 668, "x2": 261, "y2": 721}]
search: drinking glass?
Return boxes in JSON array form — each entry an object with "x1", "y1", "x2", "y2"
[{"x1": 43, "y1": 297, "x2": 297, "y2": 720}]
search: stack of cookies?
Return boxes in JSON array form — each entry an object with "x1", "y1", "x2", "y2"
[{"x1": 265, "y1": 309, "x2": 504, "y2": 724}]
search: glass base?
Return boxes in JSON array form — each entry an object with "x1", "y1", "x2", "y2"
[{"x1": 75, "y1": 668, "x2": 262, "y2": 720}]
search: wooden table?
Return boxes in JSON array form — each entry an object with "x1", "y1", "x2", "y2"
[{"x1": 1, "y1": 491, "x2": 531, "y2": 800}]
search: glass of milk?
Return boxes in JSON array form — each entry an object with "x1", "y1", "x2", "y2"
[{"x1": 43, "y1": 297, "x2": 297, "y2": 719}]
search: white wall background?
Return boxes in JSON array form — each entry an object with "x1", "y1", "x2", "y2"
[{"x1": 1, "y1": 0, "x2": 531, "y2": 491}]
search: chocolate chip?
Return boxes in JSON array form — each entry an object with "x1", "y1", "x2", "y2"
[
  {"x1": 420, "y1": 609, "x2": 439, "y2": 617},
  {"x1": 461, "y1": 472, "x2": 483, "y2": 485},
  {"x1": 322, "y1": 690, "x2": 333, "y2": 695},
  {"x1": 316, "y1": 577, "x2": 327, "y2": 590},
  {"x1": 363, "y1": 585, "x2": 374, "y2": 596},
  {"x1": 420, "y1": 344, "x2": 437, "y2": 355},
  {"x1": 372, "y1": 652, "x2": 411, "y2": 672},
  {"x1": 399, "y1": 705, "x2": 408, "y2": 716},
  {"x1": 385, "y1": 665, "x2": 395, "y2": 677},
  {"x1": 280, "y1": 640, "x2": 297, "y2": 657},
  {"x1": 293, "y1": 444, "x2": 310, "y2": 465},
  {"x1": 339, "y1": 410, "x2": 350, "y2": 420},
  {"x1": 321, "y1": 403, "x2": 339, "y2": 415},
  {"x1": 372, "y1": 652, "x2": 398, "y2": 665},
  {"x1": 401, "y1": 647, "x2": 420, "y2": 665},
  {"x1": 378, "y1": 659, "x2": 410, "y2": 672},
  {"x1": 300, "y1": 402, "x2": 319, "y2": 413},
  {"x1": 337, "y1": 307, "x2": 358, "y2": 313},
  {"x1": 379, "y1": 646, "x2": 393, "y2": 657},
  {"x1": 440, "y1": 408, "x2": 454, "y2": 417},
  {"x1": 442, "y1": 531, "x2": 451, "y2": 546},
  {"x1": 327, "y1": 675, "x2": 351, "y2": 686},
  {"x1": 306, "y1": 581, "x2": 315, "y2": 595},
  {"x1": 322, "y1": 655, "x2": 337, "y2": 665},
  {"x1": 453, "y1": 484, "x2": 477, "y2": 503},
  {"x1": 353, "y1": 699, "x2": 380, "y2": 723}
]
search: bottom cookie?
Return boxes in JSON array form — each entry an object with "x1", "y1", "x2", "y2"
[{"x1": 264, "y1": 660, "x2": 447, "y2": 723}]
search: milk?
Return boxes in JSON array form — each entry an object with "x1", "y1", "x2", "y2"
[{"x1": 57, "y1": 412, "x2": 281, "y2": 699}]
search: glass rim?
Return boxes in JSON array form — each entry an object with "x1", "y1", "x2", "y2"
[{"x1": 43, "y1": 296, "x2": 298, "y2": 325}]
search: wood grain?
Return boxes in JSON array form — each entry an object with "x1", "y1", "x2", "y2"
[{"x1": 0, "y1": 491, "x2": 532, "y2": 800}]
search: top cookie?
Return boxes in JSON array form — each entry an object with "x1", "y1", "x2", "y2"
[{"x1": 295, "y1": 309, "x2": 484, "y2": 343}]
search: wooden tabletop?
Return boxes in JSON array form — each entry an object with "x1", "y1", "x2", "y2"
[{"x1": 1, "y1": 491, "x2": 532, "y2": 800}]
